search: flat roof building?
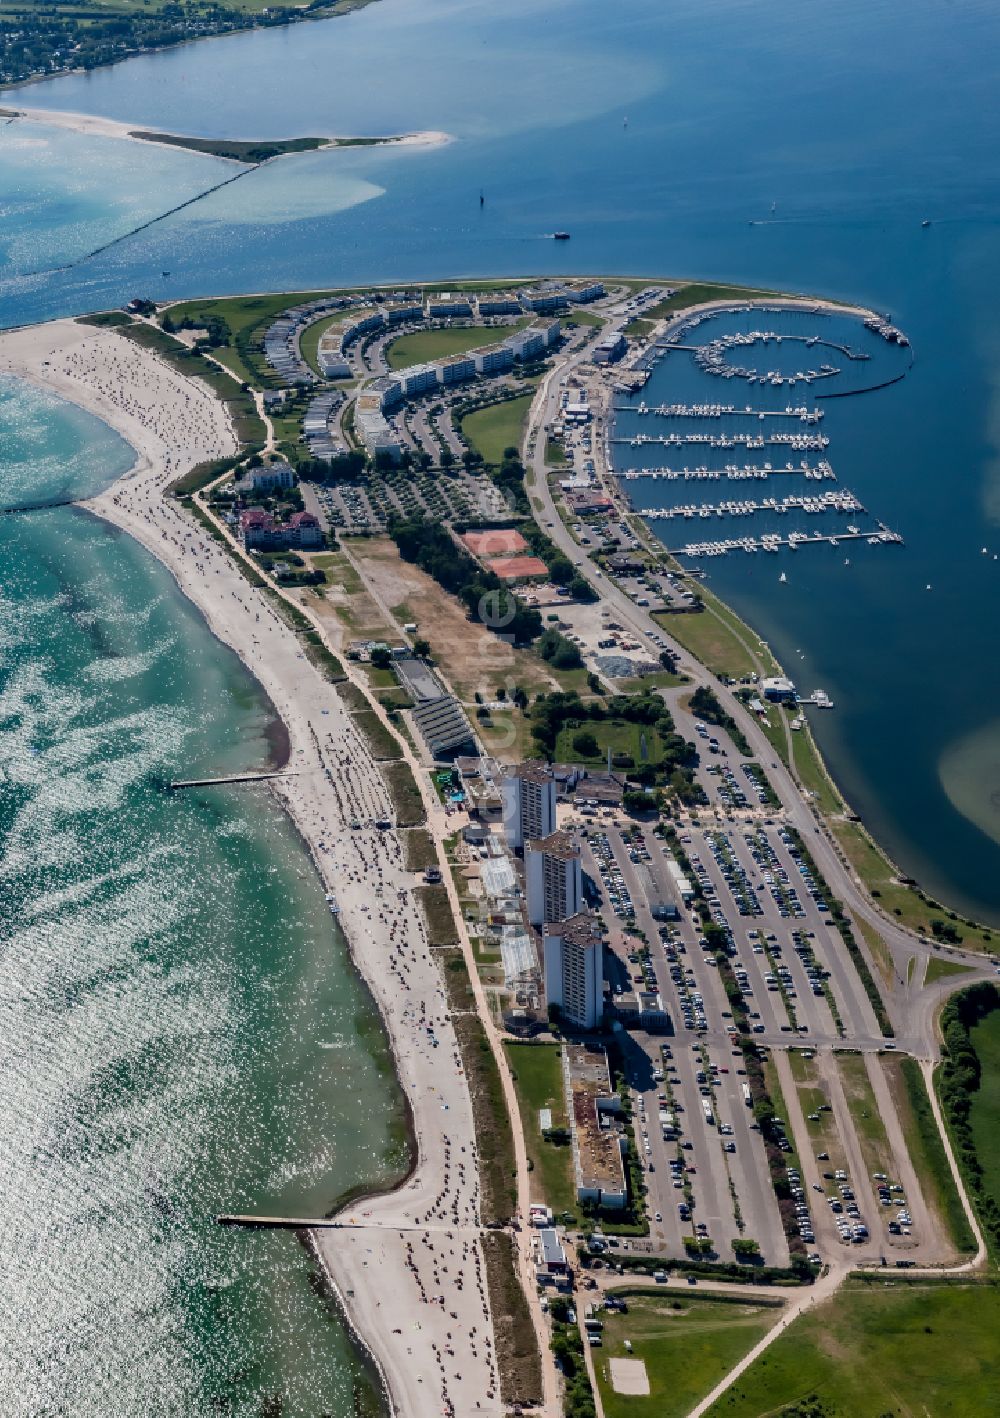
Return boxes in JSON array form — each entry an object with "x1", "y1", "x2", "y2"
[
  {"x1": 411, "y1": 696, "x2": 476, "y2": 759},
  {"x1": 426, "y1": 295, "x2": 474, "y2": 320},
  {"x1": 393, "y1": 656, "x2": 444, "y2": 703},
  {"x1": 762, "y1": 676, "x2": 798, "y2": 703},
  {"x1": 543, "y1": 911, "x2": 604, "y2": 1031},
  {"x1": 593, "y1": 330, "x2": 626, "y2": 364},
  {"x1": 478, "y1": 295, "x2": 523, "y2": 316},
  {"x1": 564, "y1": 1043, "x2": 626, "y2": 1209},
  {"x1": 502, "y1": 761, "x2": 556, "y2": 851},
  {"x1": 526, "y1": 829, "x2": 582, "y2": 927}
]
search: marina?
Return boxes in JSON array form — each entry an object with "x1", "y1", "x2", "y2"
[
  {"x1": 614, "y1": 461, "x2": 836, "y2": 481},
  {"x1": 612, "y1": 303, "x2": 911, "y2": 565},
  {"x1": 668, "y1": 525, "x2": 904, "y2": 558},
  {"x1": 637, "y1": 488, "x2": 864, "y2": 520},
  {"x1": 613, "y1": 430, "x2": 829, "y2": 449},
  {"x1": 613, "y1": 402, "x2": 825, "y2": 421}
]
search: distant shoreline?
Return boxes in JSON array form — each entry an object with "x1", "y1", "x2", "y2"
[{"x1": 0, "y1": 104, "x2": 451, "y2": 162}]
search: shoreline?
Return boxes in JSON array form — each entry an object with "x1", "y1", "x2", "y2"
[
  {"x1": 0, "y1": 318, "x2": 503, "y2": 1417},
  {"x1": 1, "y1": 104, "x2": 451, "y2": 160},
  {"x1": 614, "y1": 294, "x2": 999, "y2": 935}
]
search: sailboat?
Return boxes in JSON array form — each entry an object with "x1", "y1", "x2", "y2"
[{"x1": 779, "y1": 571, "x2": 787, "y2": 583}]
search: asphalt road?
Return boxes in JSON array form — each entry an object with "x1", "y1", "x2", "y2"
[{"x1": 523, "y1": 309, "x2": 997, "y2": 1061}]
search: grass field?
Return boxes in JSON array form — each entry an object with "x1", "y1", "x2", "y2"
[
  {"x1": 830, "y1": 818, "x2": 995, "y2": 948},
  {"x1": 886, "y1": 1056, "x2": 976, "y2": 1254},
  {"x1": 855, "y1": 916, "x2": 895, "y2": 989},
  {"x1": 707, "y1": 1279, "x2": 1000, "y2": 1417},
  {"x1": 554, "y1": 719, "x2": 666, "y2": 771},
  {"x1": 925, "y1": 955, "x2": 975, "y2": 985},
  {"x1": 655, "y1": 607, "x2": 757, "y2": 681},
  {"x1": 386, "y1": 320, "x2": 529, "y2": 369},
  {"x1": 968, "y1": 1006, "x2": 1000, "y2": 1216},
  {"x1": 645, "y1": 282, "x2": 785, "y2": 320},
  {"x1": 504, "y1": 1043, "x2": 576, "y2": 1218},
  {"x1": 789, "y1": 725, "x2": 843, "y2": 815},
  {"x1": 594, "y1": 1292, "x2": 781, "y2": 1418},
  {"x1": 461, "y1": 394, "x2": 534, "y2": 464}
]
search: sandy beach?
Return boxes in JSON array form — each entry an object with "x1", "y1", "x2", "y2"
[
  {"x1": 0, "y1": 319, "x2": 499, "y2": 1417},
  {"x1": 3, "y1": 104, "x2": 451, "y2": 158}
]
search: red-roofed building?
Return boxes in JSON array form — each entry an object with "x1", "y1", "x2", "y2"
[
  {"x1": 240, "y1": 507, "x2": 281, "y2": 549},
  {"x1": 487, "y1": 555, "x2": 549, "y2": 581},
  {"x1": 240, "y1": 507, "x2": 324, "y2": 550},
  {"x1": 285, "y1": 511, "x2": 324, "y2": 548},
  {"x1": 462, "y1": 528, "x2": 529, "y2": 558}
]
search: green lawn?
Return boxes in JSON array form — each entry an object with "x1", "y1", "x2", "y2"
[
  {"x1": 968, "y1": 1006, "x2": 1000, "y2": 1214},
  {"x1": 654, "y1": 608, "x2": 756, "y2": 682},
  {"x1": 886, "y1": 1056, "x2": 977, "y2": 1254},
  {"x1": 789, "y1": 725, "x2": 842, "y2": 815},
  {"x1": 831, "y1": 820, "x2": 994, "y2": 947},
  {"x1": 386, "y1": 319, "x2": 529, "y2": 369},
  {"x1": 461, "y1": 394, "x2": 534, "y2": 464},
  {"x1": 164, "y1": 290, "x2": 343, "y2": 385},
  {"x1": 594, "y1": 1292, "x2": 781, "y2": 1418},
  {"x1": 504, "y1": 1043, "x2": 577, "y2": 1217},
  {"x1": 644, "y1": 282, "x2": 786, "y2": 321},
  {"x1": 299, "y1": 313, "x2": 348, "y2": 377},
  {"x1": 925, "y1": 956, "x2": 975, "y2": 986},
  {"x1": 554, "y1": 718, "x2": 666, "y2": 770},
  {"x1": 707, "y1": 1280, "x2": 1000, "y2": 1417}
]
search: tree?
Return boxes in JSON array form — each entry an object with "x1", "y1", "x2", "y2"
[
  {"x1": 412, "y1": 637, "x2": 431, "y2": 659},
  {"x1": 370, "y1": 644, "x2": 392, "y2": 670},
  {"x1": 440, "y1": 447, "x2": 455, "y2": 468},
  {"x1": 572, "y1": 730, "x2": 600, "y2": 758}
]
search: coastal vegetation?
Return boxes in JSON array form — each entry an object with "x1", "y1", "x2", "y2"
[
  {"x1": 117, "y1": 319, "x2": 266, "y2": 446},
  {"x1": 130, "y1": 131, "x2": 332, "y2": 163},
  {"x1": 706, "y1": 1279, "x2": 1000, "y2": 1417}
]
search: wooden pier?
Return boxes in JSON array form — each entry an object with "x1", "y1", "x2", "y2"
[
  {"x1": 216, "y1": 1213, "x2": 484, "y2": 1234},
  {"x1": 167, "y1": 770, "x2": 298, "y2": 791}
]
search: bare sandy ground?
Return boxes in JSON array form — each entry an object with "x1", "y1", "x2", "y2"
[
  {"x1": 4, "y1": 104, "x2": 451, "y2": 157},
  {"x1": 0, "y1": 319, "x2": 499, "y2": 1417}
]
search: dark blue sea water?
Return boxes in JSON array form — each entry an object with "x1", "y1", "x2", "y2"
[
  {"x1": 2, "y1": 0, "x2": 1000, "y2": 1408},
  {"x1": 0, "y1": 0, "x2": 997, "y2": 919}
]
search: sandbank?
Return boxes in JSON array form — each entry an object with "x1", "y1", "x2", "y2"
[{"x1": 2, "y1": 104, "x2": 451, "y2": 160}]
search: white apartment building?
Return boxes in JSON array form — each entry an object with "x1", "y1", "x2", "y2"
[
  {"x1": 502, "y1": 761, "x2": 556, "y2": 851},
  {"x1": 525, "y1": 830, "x2": 582, "y2": 927},
  {"x1": 543, "y1": 911, "x2": 604, "y2": 1030}
]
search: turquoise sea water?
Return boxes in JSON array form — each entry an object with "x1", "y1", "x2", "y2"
[
  {"x1": 2, "y1": 0, "x2": 1000, "y2": 1408},
  {"x1": 0, "y1": 0, "x2": 998, "y2": 916},
  {"x1": 0, "y1": 401, "x2": 403, "y2": 1414}
]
